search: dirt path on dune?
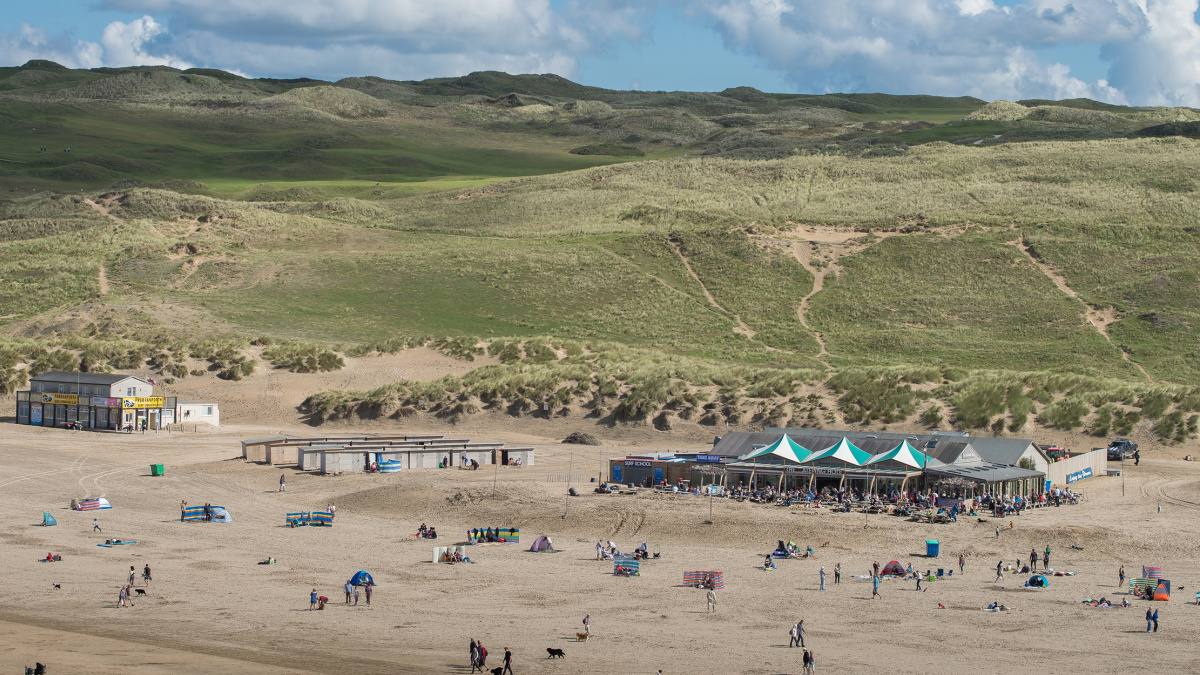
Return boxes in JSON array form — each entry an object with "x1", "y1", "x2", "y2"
[
  {"x1": 1008, "y1": 239, "x2": 1151, "y2": 380},
  {"x1": 84, "y1": 198, "x2": 121, "y2": 222},
  {"x1": 789, "y1": 241, "x2": 833, "y2": 366},
  {"x1": 668, "y1": 241, "x2": 758, "y2": 340}
]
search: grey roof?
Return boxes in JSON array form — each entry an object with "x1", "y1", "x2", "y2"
[
  {"x1": 711, "y1": 428, "x2": 1040, "y2": 468},
  {"x1": 965, "y1": 436, "x2": 1044, "y2": 466},
  {"x1": 925, "y1": 441, "x2": 975, "y2": 465},
  {"x1": 927, "y1": 463, "x2": 1044, "y2": 483},
  {"x1": 30, "y1": 370, "x2": 145, "y2": 385}
]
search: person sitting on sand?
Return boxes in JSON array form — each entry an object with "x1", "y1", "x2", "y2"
[
  {"x1": 418, "y1": 523, "x2": 428, "y2": 535},
  {"x1": 428, "y1": 527, "x2": 437, "y2": 539}
]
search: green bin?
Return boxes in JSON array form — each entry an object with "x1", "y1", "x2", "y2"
[{"x1": 151, "y1": 463, "x2": 165, "y2": 477}]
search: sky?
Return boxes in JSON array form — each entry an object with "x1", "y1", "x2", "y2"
[{"x1": 3, "y1": 1, "x2": 1200, "y2": 105}]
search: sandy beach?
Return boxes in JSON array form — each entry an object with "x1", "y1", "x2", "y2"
[{"x1": 1, "y1": 418, "x2": 1199, "y2": 675}]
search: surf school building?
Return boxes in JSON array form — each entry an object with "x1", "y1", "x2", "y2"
[{"x1": 14, "y1": 370, "x2": 175, "y2": 430}]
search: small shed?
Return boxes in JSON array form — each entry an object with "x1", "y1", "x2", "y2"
[{"x1": 177, "y1": 401, "x2": 220, "y2": 426}]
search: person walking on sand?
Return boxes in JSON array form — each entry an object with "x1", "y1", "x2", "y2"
[
  {"x1": 344, "y1": 581, "x2": 353, "y2": 604},
  {"x1": 279, "y1": 474, "x2": 286, "y2": 492},
  {"x1": 93, "y1": 518, "x2": 101, "y2": 532},
  {"x1": 1030, "y1": 548, "x2": 1037, "y2": 571},
  {"x1": 142, "y1": 564, "x2": 151, "y2": 585},
  {"x1": 1152, "y1": 609, "x2": 1159, "y2": 632},
  {"x1": 181, "y1": 500, "x2": 187, "y2": 522},
  {"x1": 1119, "y1": 565, "x2": 1126, "y2": 587},
  {"x1": 872, "y1": 561, "x2": 880, "y2": 577},
  {"x1": 916, "y1": 573, "x2": 923, "y2": 592},
  {"x1": 996, "y1": 560, "x2": 1004, "y2": 582},
  {"x1": 789, "y1": 622, "x2": 800, "y2": 648},
  {"x1": 819, "y1": 566, "x2": 826, "y2": 591},
  {"x1": 502, "y1": 647, "x2": 513, "y2": 675},
  {"x1": 834, "y1": 562, "x2": 841, "y2": 584},
  {"x1": 995, "y1": 525, "x2": 1000, "y2": 538},
  {"x1": 1146, "y1": 607, "x2": 1153, "y2": 633},
  {"x1": 364, "y1": 583, "x2": 372, "y2": 606},
  {"x1": 707, "y1": 587, "x2": 716, "y2": 613},
  {"x1": 353, "y1": 585, "x2": 360, "y2": 606},
  {"x1": 872, "y1": 573, "x2": 881, "y2": 599},
  {"x1": 309, "y1": 589, "x2": 318, "y2": 611},
  {"x1": 117, "y1": 585, "x2": 126, "y2": 608},
  {"x1": 809, "y1": 650, "x2": 816, "y2": 674},
  {"x1": 128, "y1": 566, "x2": 136, "y2": 586},
  {"x1": 796, "y1": 619, "x2": 806, "y2": 648},
  {"x1": 583, "y1": 613, "x2": 591, "y2": 634},
  {"x1": 802, "y1": 649, "x2": 811, "y2": 674},
  {"x1": 1044, "y1": 546, "x2": 1050, "y2": 568},
  {"x1": 959, "y1": 553, "x2": 965, "y2": 574},
  {"x1": 469, "y1": 639, "x2": 478, "y2": 670}
]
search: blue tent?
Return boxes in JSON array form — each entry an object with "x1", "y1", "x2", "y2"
[
  {"x1": 350, "y1": 570, "x2": 374, "y2": 586},
  {"x1": 1027, "y1": 574, "x2": 1048, "y2": 588},
  {"x1": 42, "y1": 512, "x2": 56, "y2": 526}
]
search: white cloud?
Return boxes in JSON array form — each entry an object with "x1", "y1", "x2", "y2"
[
  {"x1": 693, "y1": 0, "x2": 1156, "y2": 102},
  {"x1": 99, "y1": 15, "x2": 192, "y2": 69},
  {"x1": 96, "y1": 0, "x2": 601, "y2": 79},
  {"x1": 0, "y1": 23, "x2": 102, "y2": 69},
  {"x1": 3, "y1": 1, "x2": 1200, "y2": 105}
]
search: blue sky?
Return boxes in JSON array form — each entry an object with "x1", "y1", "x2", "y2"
[{"x1": 3, "y1": 1, "x2": 1200, "y2": 105}]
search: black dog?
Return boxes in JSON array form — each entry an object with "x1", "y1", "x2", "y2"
[
  {"x1": 490, "y1": 668, "x2": 504, "y2": 675},
  {"x1": 135, "y1": 588, "x2": 147, "y2": 596},
  {"x1": 52, "y1": 583, "x2": 61, "y2": 590},
  {"x1": 546, "y1": 648, "x2": 565, "y2": 658}
]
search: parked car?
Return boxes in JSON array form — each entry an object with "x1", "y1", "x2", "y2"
[{"x1": 1107, "y1": 439, "x2": 1137, "y2": 460}]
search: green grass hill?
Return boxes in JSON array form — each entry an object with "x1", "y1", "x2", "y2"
[{"x1": 4, "y1": 63, "x2": 1200, "y2": 442}]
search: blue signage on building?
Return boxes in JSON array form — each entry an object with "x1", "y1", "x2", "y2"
[
  {"x1": 1066, "y1": 467, "x2": 1093, "y2": 484},
  {"x1": 695, "y1": 454, "x2": 721, "y2": 463}
]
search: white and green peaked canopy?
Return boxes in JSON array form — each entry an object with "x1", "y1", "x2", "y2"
[
  {"x1": 738, "y1": 434, "x2": 811, "y2": 464},
  {"x1": 866, "y1": 440, "x2": 930, "y2": 469},
  {"x1": 803, "y1": 437, "x2": 872, "y2": 466}
]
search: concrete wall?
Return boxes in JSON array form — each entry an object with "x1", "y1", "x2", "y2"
[{"x1": 1046, "y1": 448, "x2": 1108, "y2": 487}]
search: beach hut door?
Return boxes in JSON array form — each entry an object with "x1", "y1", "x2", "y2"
[
  {"x1": 654, "y1": 467, "x2": 664, "y2": 484},
  {"x1": 612, "y1": 465, "x2": 622, "y2": 483}
]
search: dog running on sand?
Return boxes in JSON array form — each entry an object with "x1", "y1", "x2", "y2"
[
  {"x1": 576, "y1": 632, "x2": 590, "y2": 642},
  {"x1": 546, "y1": 648, "x2": 565, "y2": 658},
  {"x1": 135, "y1": 588, "x2": 147, "y2": 596},
  {"x1": 52, "y1": 584, "x2": 61, "y2": 590}
]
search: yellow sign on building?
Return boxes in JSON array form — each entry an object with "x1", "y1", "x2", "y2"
[
  {"x1": 122, "y1": 397, "x2": 165, "y2": 409},
  {"x1": 39, "y1": 393, "x2": 79, "y2": 405}
]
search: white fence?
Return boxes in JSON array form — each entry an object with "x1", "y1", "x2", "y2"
[{"x1": 1046, "y1": 448, "x2": 1108, "y2": 486}]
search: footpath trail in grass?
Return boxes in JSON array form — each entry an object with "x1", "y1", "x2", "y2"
[
  {"x1": 1005, "y1": 237, "x2": 1152, "y2": 381},
  {"x1": 807, "y1": 232, "x2": 1141, "y2": 378}
]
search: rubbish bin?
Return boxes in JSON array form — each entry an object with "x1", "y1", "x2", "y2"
[
  {"x1": 151, "y1": 463, "x2": 165, "y2": 477},
  {"x1": 926, "y1": 539, "x2": 940, "y2": 557}
]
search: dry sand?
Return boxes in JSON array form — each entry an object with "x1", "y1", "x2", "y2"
[{"x1": 2, "y1": 419, "x2": 1200, "y2": 675}]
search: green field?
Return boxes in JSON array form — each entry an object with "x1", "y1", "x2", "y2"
[{"x1": 5, "y1": 61, "x2": 1200, "y2": 439}]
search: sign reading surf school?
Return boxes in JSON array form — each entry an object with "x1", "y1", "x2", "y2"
[
  {"x1": 624, "y1": 460, "x2": 653, "y2": 467},
  {"x1": 122, "y1": 397, "x2": 164, "y2": 409},
  {"x1": 40, "y1": 393, "x2": 78, "y2": 405}
]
